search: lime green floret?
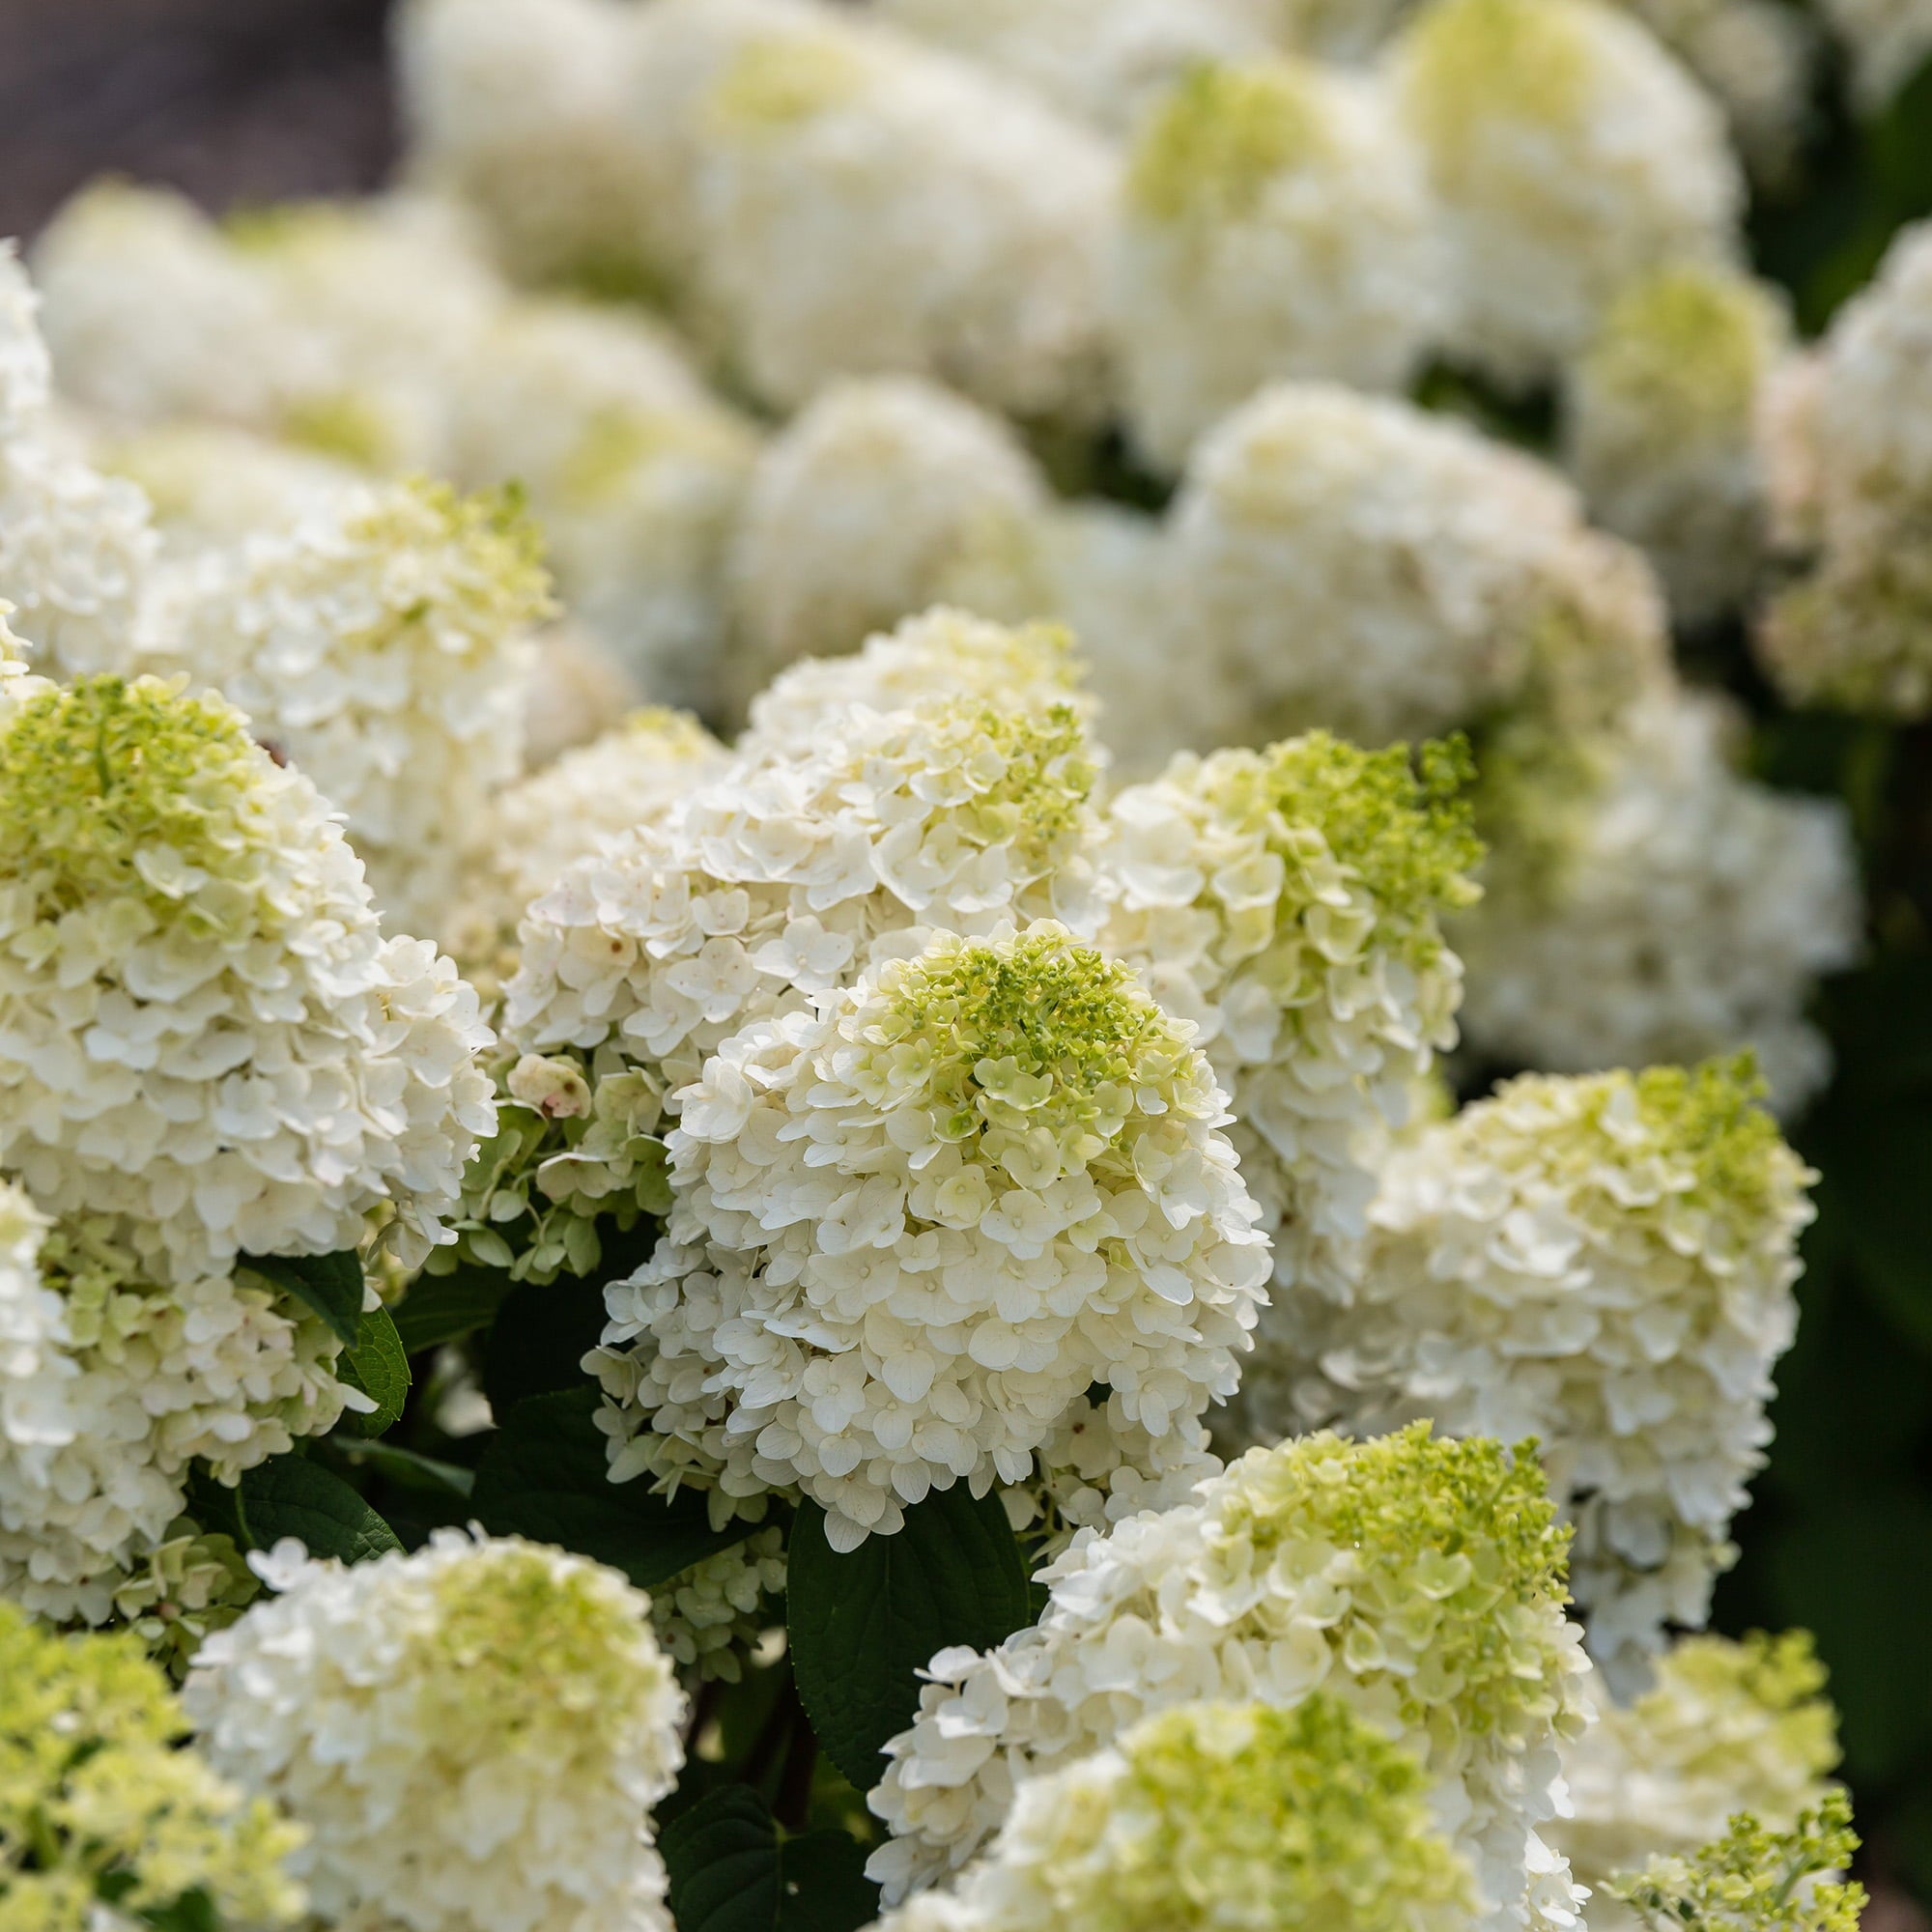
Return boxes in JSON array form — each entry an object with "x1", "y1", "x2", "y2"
[
  {"x1": 1630, "y1": 1054, "x2": 1789, "y2": 1218},
  {"x1": 1608, "y1": 1793, "x2": 1864, "y2": 1932},
  {"x1": 1214, "y1": 1426, "x2": 1573, "y2": 1734},
  {"x1": 1212, "y1": 731, "x2": 1485, "y2": 960},
  {"x1": 280, "y1": 390, "x2": 396, "y2": 471},
  {"x1": 1642, "y1": 1631, "x2": 1841, "y2": 1786},
  {"x1": 707, "y1": 33, "x2": 869, "y2": 134},
  {"x1": 1128, "y1": 60, "x2": 1332, "y2": 226},
  {"x1": 362, "y1": 477, "x2": 553, "y2": 629},
  {"x1": 874, "y1": 931, "x2": 1188, "y2": 1147},
  {"x1": 1585, "y1": 267, "x2": 1779, "y2": 430},
  {"x1": 418, "y1": 1544, "x2": 663, "y2": 1740},
  {"x1": 0, "y1": 1601, "x2": 302, "y2": 1930},
  {"x1": 1401, "y1": 0, "x2": 1591, "y2": 146},
  {"x1": 0, "y1": 675, "x2": 277, "y2": 920},
  {"x1": 1074, "y1": 1698, "x2": 1474, "y2": 1932}
]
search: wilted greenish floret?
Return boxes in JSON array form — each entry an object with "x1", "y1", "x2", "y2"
[
  {"x1": 1213, "y1": 1424, "x2": 1574, "y2": 1735},
  {"x1": 1401, "y1": 0, "x2": 1592, "y2": 150},
  {"x1": 0, "y1": 675, "x2": 274, "y2": 921},
  {"x1": 1065, "y1": 1698, "x2": 1475, "y2": 1932},
  {"x1": 1582, "y1": 265, "x2": 1781, "y2": 434},
  {"x1": 1127, "y1": 61, "x2": 1331, "y2": 225},
  {"x1": 1607, "y1": 1793, "x2": 1865, "y2": 1932},
  {"x1": 0, "y1": 1601, "x2": 303, "y2": 1932}
]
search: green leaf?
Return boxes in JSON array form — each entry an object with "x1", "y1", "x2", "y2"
[
  {"x1": 240, "y1": 1249, "x2": 365, "y2": 1348},
  {"x1": 137, "y1": 1889, "x2": 219, "y2": 1932},
  {"x1": 392, "y1": 1262, "x2": 517, "y2": 1353},
  {"x1": 336, "y1": 1303, "x2": 412, "y2": 1436},
  {"x1": 336, "y1": 1439, "x2": 475, "y2": 1499},
  {"x1": 192, "y1": 1454, "x2": 402, "y2": 1564},
  {"x1": 482, "y1": 1273, "x2": 612, "y2": 1415},
  {"x1": 661, "y1": 1786, "x2": 879, "y2": 1932},
  {"x1": 786, "y1": 1487, "x2": 1032, "y2": 1793},
  {"x1": 470, "y1": 1387, "x2": 750, "y2": 1588}
]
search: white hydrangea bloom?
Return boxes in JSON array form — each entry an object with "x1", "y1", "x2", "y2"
[
  {"x1": 150, "y1": 476, "x2": 553, "y2": 937},
  {"x1": 1113, "y1": 58, "x2": 1447, "y2": 470},
  {"x1": 1553, "y1": 1630, "x2": 1842, "y2": 1912},
  {"x1": 1456, "y1": 692, "x2": 1861, "y2": 1113},
  {"x1": 1321, "y1": 1060, "x2": 1813, "y2": 1688},
  {"x1": 1564, "y1": 263, "x2": 1790, "y2": 625},
  {"x1": 452, "y1": 707, "x2": 728, "y2": 997},
  {"x1": 1097, "y1": 733, "x2": 1481, "y2": 1442},
  {"x1": 0, "y1": 1208, "x2": 350, "y2": 1625},
  {"x1": 98, "y1": 421, "x2": 362, "y2": 552},
  {"x1": 649, "y1": 1525, "x2": 787, "y2": 1683},
  {"x1": 593, "y1": 923, "x2": 1270, "y2": 1548},
  {"x1": 1819, "y1": 0, "x2": 1932, "y2": 109},
  {"x1": 649, "y1": 0, "x2": 1118, "y2": 420},
  {"x1": 1617, "y1": 0, "x2": 1815, "y2": 181},
  {"x1": 447, "y1": 297, "x2": 759, "y2": 708},
  {"x1": 0, "y1": 674, "x2": 497, "y2": 1279},
  {"x1": 185, "y1": 1531, "x2": 686, "y2": 1932},
  {"x1": 505, "y1": 687, "x2": 1108, "y2": 1107},
  {"x1": 521, "y1": 621, "x2": 645, "y2": 771},
  {"x1": 867, "y1": 1423, "x2": 1591, "y2": 1932},
  {"x1": 394, "y1": 0, "x2": 667, "y2": 290},
  {"x1": 738, "y1": 607, "x2": 1092, "y2": 765},
  {"x1": 31, "y1": 182, "x2": 308, "y2": 434},
  {"x1": 1390, "y1": 0, "x2": 1744, "y2": 387},
  {"x1": 0, "y1": 242, "x2": 160, "y2": 681},
  {"x1": 871, "y1": 0, "x2": 1264, "y2": 132},
  {"x1": 875, "y1": 1698, "x2": 1477, "y2": 1932},
  {"x1": 726, "y1": 379, "x2": 1051, "y2": 709},
  {"x1": 1168, "y1": 383, "x2": 1670, "y2": 751}
]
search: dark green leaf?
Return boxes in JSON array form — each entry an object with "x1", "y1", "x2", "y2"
[
  {"x1": 392, "y1": 1262, "x2": 517, "y2": 1353},
  {"x1": 336, "y1": 1440, "x2": 476, "y2": 1499},
  {"x1": 470, "y1": 1387, "x2": 749, "y2": 1588},
  {"x1": 198, "y1": 1454, "x2": 402, "y2": 1563},
  {"x1": 786, "y1": 1487, "x2": 1032, "y2": 1793},
  {"x1": 661, "y1": 1785, "x2": 879, "y2": 1932},
  {"x1": 337, "y1": 1303, "x2": 412, "y2": 1436},
  {"x1": 240, "y1": 1249, "x2": 365, "y2": 1348},
  {"x1": 482, "y1": 1273, "x2": 611, "y2": 1415},
  {"x1": 138, "y1": 1889, "x2": 219, "y2": 1932}
]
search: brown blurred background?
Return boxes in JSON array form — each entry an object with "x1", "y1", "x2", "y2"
[{"x1": 0, "y1": 0, "x2": 395, "y2": 242}]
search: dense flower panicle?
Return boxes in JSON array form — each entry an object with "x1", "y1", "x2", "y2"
[
  {"x1": 0, "y1": 1206, "x2": 350, "y2": 1623},
  {"x1": 639, "y1": 0, "x2": 1118, "y2": 421},
  {"x1": 101, "y1": 420, "x2": 362, "y2": 551},
  {"x1": 1114, "y1": 58, "x2": 1447, "y2": 469},
  {"x1": 451, "y1": 706, "x2": 729, "y2": 1000},
  {"x1": 593, "y1": 924, "x2": 1270, "y2": 1548},
  {"x1": 1456, "y1": 693, "x2": 1860, "y2": 1110},
  {"x1": 1554, "y1": 1631, "x2": 1843, "y2": 1906},
  {"x1": 739, "y1": 608, "x2": 1093, "y2": 765},
  {"x1": 726, "y1": 379, "x2": 1051, "y2": 708},
  {"x1": 394, "y1": 0, "x2": 664, "y2": 290},
  {"x1": 0, "y1": 1601, "x2": 304, "y2": 1932},
  {"x1": 1819, "y1": 0, "x2": 1932, "y2": 110},
  {"x1": 1605, "y1": 1795, "x2": 1865, "y2": 1932},
  {"x1": 0, "y1": 242, "x2": 160, "y2": 681},
  {"x1": 151, "y1": 476, "x2": 554, "y2": 936},
  {"x1": 1616, "y1": 0, "x2": 1815, "y2": 182},
  {"x1": 1169, "y1": 383, "x2": 1671, "y2": 752},
  {"x1": 1097, "y1": 733, "x2": 1481, "y2": 1438},
  {"x1": 106, "y1": 1517, "x2": 263, "y2": 1679},
  {"x1": 647, "y1": 1525, "x2": 787, "y2": 1682},
  {"x1": 1564, "y1": 264, "x2": 1789, "y2": 624},
  {"x1": 872, "y1": 0, "x2": 1263, "y2": 132},
  {"x1": 447, "y1": 297, "x2": 760, "y2": 709},
  {"x1": 0, "y1": 675, "x2": 497, "y2": 1278},
  {"x1": 185, "y1": 1532, "x2": 687, "y2": 1932},
  {"x1": 868, "y1": 1423, "x2": 1590, "y2": 1932},
  {"x1": 877, "y1": 1698, "x2": 1476, "y2": 1932},
  {"x1": 1757, "y1": 530, "x2": 1932, "y2": 717},
  {"x1": 1321, "y1": 1061, "x2": 1813, "y2": 1687},
  {"x1": 1390, "y1": 0, "x2": 1744, "y2": 388},
  {"x1": 505, "y1": 686, "x2": 1107, "y2": 1106}
]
